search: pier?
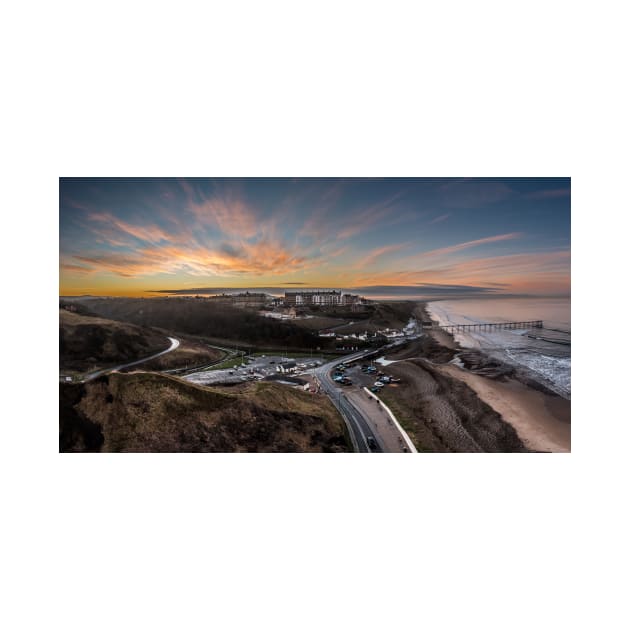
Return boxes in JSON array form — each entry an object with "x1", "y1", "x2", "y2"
[{"x1": 438, "y1": 320, "x2": 543, "y2": 333}]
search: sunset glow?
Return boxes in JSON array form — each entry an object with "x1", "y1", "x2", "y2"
[{"x1": 60, "y1": 178, "x2": 570, "y2": 298}]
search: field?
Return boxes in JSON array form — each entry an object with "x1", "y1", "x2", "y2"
[
  {"x1": 205, "y1": 355, "x2": 248, "y2": 370},
  {"x1": 139, "y1": 338, "x2": 224, "y2": 371},
  {"x1": 290, "y1": 316, "x2": 346, "y2": 330}
]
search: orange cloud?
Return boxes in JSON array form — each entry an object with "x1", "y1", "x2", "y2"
[
  {"x1": 60, "y1": 263, "x2": 94, "y2": 274},
  {"x1": 351, "y1": 250, "x2": 570, "y2": 294},
  {"x1": 88, "y1": 212, "x2": 172, "y2": 244},
  {"x1": 68, "y1": 238, "x2": 313, "y2": 279}
]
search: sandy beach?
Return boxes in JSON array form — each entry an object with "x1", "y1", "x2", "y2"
[
  {"x1": 437, "y1": 363, "x2": 570, "y2": 452},
  {"x1": 379, "y1": 305, "x2": 571, "y2": 452}
]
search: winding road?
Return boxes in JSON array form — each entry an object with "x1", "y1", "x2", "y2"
[
  {"x1": 79, "y1": 336, "x2": 180, "y2": 382},
  {"x1": 64, "y1": 332, "x2": 413, "y2": 453},
  {"x1": 314, "y1": 350, "x2": 385, "y2": 453}
]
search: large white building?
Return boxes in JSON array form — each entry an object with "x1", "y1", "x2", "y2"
[
  {"x1": 284, "y1": 290, "x2": 342, "y2": 306},
  {"x1": 283, "y1": 290, "x2": 363, "y2": 307}
]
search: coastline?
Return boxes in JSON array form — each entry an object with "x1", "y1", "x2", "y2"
[
  {"x1": 418, "y1": 302, "x2": 571, "y2": 452},
  {"x1": 425, "y1": 298, "x2": 571, "y2": 399},
  {"x1": 437, "y1": 363, "x2": 570, "y2": 452}
]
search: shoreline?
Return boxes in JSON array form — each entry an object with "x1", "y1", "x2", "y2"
[
  {"x1": 437, "y1": 364, "x2": 570, "y2": 452},
  {"x1": 425, "y1": 299, "x2": 571, "y2": 400},
  {"x1": 418, "y1": 302, "x2": 571, "y2": 452}
]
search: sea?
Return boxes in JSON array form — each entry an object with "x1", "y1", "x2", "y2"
[{"x1": 426, "y1": 297, "x2": 571, "y2": 399}]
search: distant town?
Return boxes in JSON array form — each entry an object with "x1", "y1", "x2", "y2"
[{"x1": 183, "y1": 289, "x2": 367, "y2": 309}]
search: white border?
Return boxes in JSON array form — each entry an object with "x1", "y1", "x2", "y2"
[{"x1": 3, "y1": 1, "x2": 627, "y2": 629}]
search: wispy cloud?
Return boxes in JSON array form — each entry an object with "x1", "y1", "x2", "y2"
[
  {"x1": 68, "y1": 239, "x2": 314, "y2": 279},
  {"x1": 337, "y1": 191, "x2": 407, "y2": 239},
  {"x1": 351, "y1": 283, "x2": 502, "y2": 296},
  {"x1": 429, "y1": 213, "x2": 450, "y2": 225},
  {"x1": 299, "y1": 189, "x2": 408, "y2": 241},
  {"x1": 60, "y1": 178, "x2": 570, "y2": 296},
  {"x1": 444, "y1": 250, "x2": 570, "y2": 277},
  {"x1": 359, "y1": 243, "x2": 410, "y2": 267},
  {"x1": 88, "y1": 212, "x2": 172, "y2": 245},
  {"x1": 415, "y1": 232, "x2": 523, "y2": 259},
  {"x1": 180, "y1": 180, "x2": 261, "y2": 240},
  {"x1": 59, "y1": 263, "x2": 94, "y2": 274},
  {"x1": 350, "y1": 249, "x2": 569, "y2": 294}
]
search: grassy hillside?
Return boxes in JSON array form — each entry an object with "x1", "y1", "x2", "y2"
[
  {"x1": 378, "y1": 359, "x2": 527, "y2": 452},
  {"x1": 369, "y1": 301, "x2": 417, "y2": 328},
  {"x1": 139, "y1": 338, "x2": 223, "y2": 371},
  {"x1": 60, "y1": 309, "x2": 171, "y2": 372},
  {"x1": 81, "y1": 297, "x2": 322, "y2": 349},
  {"x1": 59, "y1": 373, "x2": 349, "y2": 452}
]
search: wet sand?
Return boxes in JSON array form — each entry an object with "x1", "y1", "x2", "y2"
[{"x1": 438, "y1": 364, "x2": 570, "y2": 452}]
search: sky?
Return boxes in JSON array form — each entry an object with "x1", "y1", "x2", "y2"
[{"x1": 59, "y1": 178, "x2": 570, "y2": 299}]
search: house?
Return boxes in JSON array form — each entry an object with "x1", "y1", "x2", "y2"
[{"x1": 277, "y1": 361, "x2": 297, "y2": 374}]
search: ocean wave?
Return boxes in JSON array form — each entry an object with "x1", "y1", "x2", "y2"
[{"x1": 427, "y1": 299, "x2": 571, "y2": 398}]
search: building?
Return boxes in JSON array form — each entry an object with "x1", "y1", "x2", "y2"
[
  {"x1": 262, "y1": 307, "x2": 297, "y2": 320},
  {"x1": 284, "y1": 290, "x2": 346, "y2": 307},
  {"x1": 228, "y1": 292, "x2": 269, "y2": 307},
  {"x1": 340, "y1": 293, "x2": 360, "y2": 306},
  {"x1": 277, "y1": 360, "x2": 297, "y2": 373}
]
